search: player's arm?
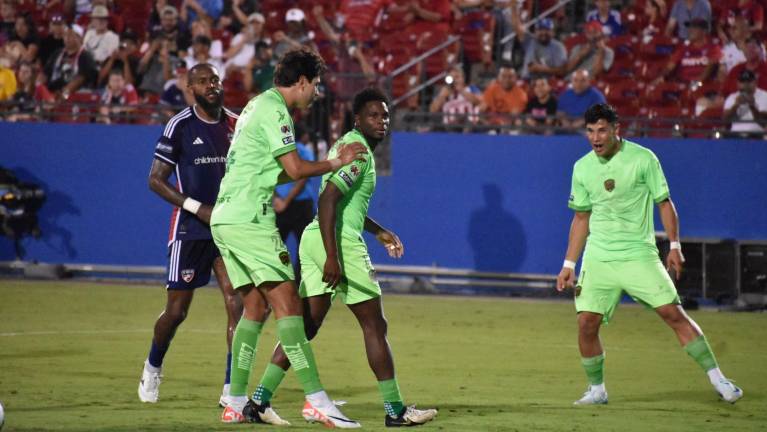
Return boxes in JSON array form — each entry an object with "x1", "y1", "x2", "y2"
[
  {"x1": 317, "y1": 181, "x2": 344, "y2": 288},
  {"x1": 273, "y1": 178, "x2": 308, "y2": 212},
  {"x1": 556, "y1": 211, "x2": 590, "y2": 292},
  {"x1": 365, "y1": 216, "x2": 404, "y2": 259},
  {"x1": 148, "y1": 159, "x2": 212, "y2": 224},
  {"x1": 657, "y1": 198, "x2": 684, "y2": 279},
  {"x1": 278, "y1": 143, "x2": 366, "y2": 181}
]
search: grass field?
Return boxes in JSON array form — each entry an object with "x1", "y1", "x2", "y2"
[{"x1": 0, "y1": 280, "x2": 765, "y2": 431}]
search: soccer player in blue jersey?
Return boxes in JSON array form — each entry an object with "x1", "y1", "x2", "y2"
[{"x1": 138, "y1": 63, "x2": 243, "y2": 406}]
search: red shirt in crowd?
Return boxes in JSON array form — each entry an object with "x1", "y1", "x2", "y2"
[
  {"x1": 670, "y1": 40, "x2": 722, "y2": 82},
  {"x1": 407, "y1": 0, "x2": 452, "y2": 36},
  {"x1": 341, "y1": 0, "x2": 390, "y2": 41},
  {"x1": 723, "y1": 61, "x2": 767, "y2": 93},
  {"x1": 726, "y1": 1, "x2": 764, "y2": 29}
]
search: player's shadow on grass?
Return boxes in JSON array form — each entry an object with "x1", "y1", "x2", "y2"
[{"x1": 468, "y1": 184, "x2": 526, "y2": 272}]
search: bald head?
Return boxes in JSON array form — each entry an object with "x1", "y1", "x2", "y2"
[{"x1": 571, "y1": 69, "x2": 591, "y2": 94}]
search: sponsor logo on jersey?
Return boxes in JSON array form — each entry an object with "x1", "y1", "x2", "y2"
[
  {"x1": 604, "y1": 179, "x2": 615, "y2": 192},
  {"x1": 181, "y1": 269, "x2": 195, "y2": 283},
  {"x1": 192, "y1": 137, "x2": 204, "y2": 145},
  {"x1": 282, "y1": 136, "x2": 295, "y2": 145},
  {"x1": 569, "y1": 194, "x2": 575, "y2": 201},
  {"x1": 338, "y1": 171, "x2": 354, "y2": 187},
  {"x1": 194, "y1": 156, "x2": 227, "y2": 165},
  {"x1": 279, "y1": 251, "x2": 290, "y2": 266},
  {"x1": 156, "y1": 142, "x2": 173, "y2": 152},
  {"x1": 277, "y1": 110, "x2": 286, "y2": 122}
]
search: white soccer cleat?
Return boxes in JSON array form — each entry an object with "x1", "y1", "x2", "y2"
[
  {"x1": 243, "y1": 400, "x2": 291, "y2": 425},
  {"x1": 138, "y1": 362, "x2": 162, "y2": 403},
  {"x1": 302, "y1": 400, "x2": 361, "y2": 428},
  {"x1": 714, "y1": 378, "x2": 743, "y2": 403},
  {"x1": 218, "y1": 384, "x2": 231, "y2": 408},
  {"x1": 385, "y1": 405, "x2": 438, "y2": 427},
  {"x1": 573, "y1": 385, "x2": 608, "y2": 405},
  {"x1": 220, "y1": 405, "x2": 246, "y2": 423}
]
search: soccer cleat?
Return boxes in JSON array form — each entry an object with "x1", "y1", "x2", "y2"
[
  {"x1": 243, "y1": 399, "x2": 291, "y2": 425},
  {"x1": 137, "y1": 362, "x2": 162, "y2": 403},
  {"x1": 302, "y1": 400, "x2": 361, "y2": 428},
  {"x1": 385, "y1": 405, "x2": 438, "y2": 427},
  {"x1": 573, "y1": 385, "x2": 608, "y2": 405},
  {"x1": 220, "y1": 405, "x2": 246, "y2": 423},
  {"x1": 714, "y1": 378, "x2": 743, "y2": 403},
  {"x1": 218, "y1": 384, "x2": 231, "y2": 408}
]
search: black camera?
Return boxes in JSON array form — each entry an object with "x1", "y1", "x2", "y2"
[{"x1": 0, "y1": 167, "x2": 46, "y2": 258}]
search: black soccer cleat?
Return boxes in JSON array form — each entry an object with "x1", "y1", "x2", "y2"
[
  {"x1": 385, "y1": 405, "x2": 438, "y2": 427},
  {"x1": 243, "y1": 399, "x2": 291, "y2": 425}
]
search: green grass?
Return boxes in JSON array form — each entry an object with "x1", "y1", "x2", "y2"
[{"x1": 0, "y1": 280, "x2": 765, "y2": 431}]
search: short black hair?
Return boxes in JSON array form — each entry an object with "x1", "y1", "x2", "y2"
[
  {"x1": 273, "y1": 47, "x2": 326, "y2": 87},
  {"x1": 188, "y1": 62, "x2": 217, "y2": 80},
  {"x1": 584, "y1": 103, "x2": 619, "y2": 125},
  {"x1": 352, "y1": 87, "x2": 389, "y2": 117},
  {"x1": 193, "y1": 35, "x2": 211, "y2": 47}
]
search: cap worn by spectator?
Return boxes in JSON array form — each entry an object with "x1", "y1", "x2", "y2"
[
  {"x1": 738, "y1": 69, "x2": 756, "y2": 82},
  {"x1": 285, "y1": 8, "x2": 305, "y2": 23},
  {"x1": 70, "y1": 24, "x2": 84, "y2": 38},
  {"x1": 585, "y1": 20, "x2": 602, "y2": 33},
  {"x1": 162, "y1": 5, "x2": 179, "y2": 18},
  {"x1": 535, "y1": 18, "x2": 554, "y2": 30},
  {"x1": 91, "y1": 5, "x2": 109, "y2": 18},
  {"x1": 248, "y1": 13, "x2": 265, "y2": 24},
  {"x1": 685, "y1": 18, "x2": 708, "y2": 29}
]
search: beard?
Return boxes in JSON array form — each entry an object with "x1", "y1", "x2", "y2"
[{"x1": 194, "y1": 90, "x2": 223, "y2": 113}]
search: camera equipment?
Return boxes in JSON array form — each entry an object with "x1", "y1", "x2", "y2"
[{"x1": 0, "y1": 167, "x2": 46, "y2": 259}]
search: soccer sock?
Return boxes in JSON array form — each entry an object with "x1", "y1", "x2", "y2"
[
  {"x1": 253, "y1": 362, "x2": 287, "y2": 404},
  {"x1": 378, "y1": 378, "x2": 405, "y2": 417},
  {"x1": 147, "y1": 341, "x2": 168, "y2": 369},
  {"x1": 224, "y1": 352, "x2": 232, "y2": 385},
  {"x1": 276, "y1": 316, "x2": 323, "y2": 395},
  {"x1": 684, "y1": 335, "x2": 719, "y2": 378},
  {"x1": 581, "y1": 353, "x2": 605, "y2": 386},
  {"x1": 230, "y1": 318, "x2": 264, "y2": 397}
]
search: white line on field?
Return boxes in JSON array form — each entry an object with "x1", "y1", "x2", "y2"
[{"x1": 0, "y1": 328, "x2": 221, "y2": 337}]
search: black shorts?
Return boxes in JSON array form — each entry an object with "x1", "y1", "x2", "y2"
[{"x1": 166, "y1": 239, "x2": 221, "y2": 290}]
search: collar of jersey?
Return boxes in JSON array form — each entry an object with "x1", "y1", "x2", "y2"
[
  {"x1": 596, "y1": 138, "x2": 625, "y2": 163},
  {"x1": 351, "y1": 128, "x2": 372, "y2": 151},
  {"x1": 268, "y1": 88, "x2": 288, "y2": 107}
]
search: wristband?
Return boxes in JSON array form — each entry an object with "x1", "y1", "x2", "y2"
[
  {"x1": 563, "y1": 260, "x2": 576, "y2": 270},
  {"x1": 182, "y1": 197, "x2": 202, "y2": 215},
  {"x1": 670, "y1": 241, "x2": 682, "y2": 251},
  {"x1": 329, "y1": 158, "x2": 342, "y2": 171}
]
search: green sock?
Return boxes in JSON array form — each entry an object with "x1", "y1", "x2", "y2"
[
  {"x1": 230, "y1": 318, "x2": 263, "y2": 396},
  {"x1": 378, "y1": 378, "x2": 404, "y2": 417},
  {"x1": 276, "y1": 316, "x2": 323, "y2": 395},
  {"x1": 253, "y1": 362, "x2": 287, "y2": 403},
  {"x1": 684, "y1": 335, "x2": 719, "y2": 372},
  {"x1": 581, "y1": 353, "x2": 605, "y2": 385}
]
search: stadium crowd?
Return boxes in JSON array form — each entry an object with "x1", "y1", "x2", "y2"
[{"x1": 0, "y1": 0, "x2": 765, "y2": 139}]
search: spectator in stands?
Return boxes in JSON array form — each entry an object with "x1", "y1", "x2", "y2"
[
  {"x1": 563, "y1": 20, "x2": 614, "y2": 80},
  {"x1": 188, "y1": 18, "x2": 223, "y2": 62},
  {"x1": 139, "y1": 5, "x2": 190, "y2": 94},
  {"x1": 522, "y1": 77, "x2": 558, "y2": 133},
  {"x1": 0, "y1": 0, "x2": 18, "y2": 42},
  {"x1": 390, "y1": 0, "x2": 452, "y2": 37},
  {"x1": 0, "y1": 51, "x2": 16, "y2": 101},
  {"x1": 98, "y1": 30, "x2": 140, "y2": 87},
  {"x1": 75, "y1": 0, "x2": 121, "y2": 34},
  {"x1": 482, "y1": 64, "x2": 528, "y2": 125},
  {"x1": 39, "y1": 14, "x2": 66, "y2": 63},
  {"x1": 146, "y1": 5, "x2": 191, "y2": 59},
  {"x1": 242, "y1": 40, "x2": 274, "y2": 95},
  {"x1": 723, "y1": 37, "x2": 767, "y2": 94},
  {"x1": 655, "y1": 18, "x2": 721, "y2": 86},
  {"x1": 10, "y1": 14, "x2": 39, "y2": 63},
  {"x1": 429, "y1": 65, "x2": 483, "y2": 127},
  {"x1": 557, "y1": 69, "x2": 606, "y2": 130},
  {"x1": 723, "y1": 69, "x2": 767, "y2": 137},
  {"x1": 273, "y1": 8, "x2": 316, "y2": 60},
  {"x1": 665, "y1": 0, "x2": 711, "y2": 40},
  {"x1": 511, "y1": 4, "x2": 567, "y2": 80},
  {"x1": 586, "y1": 0, "x2": 624, "y2": 37},
  {"x1": 64, "y1": 0, "x2": 94, "y2": 21},
  {"x1": 184, "y1": 35, "x2": 224, "y2": 78},
  {"x1": 339, "y1": 0, "x2": 390, "y2": 42},
  {"x1": 160, "y1": 60, "x2": 193, "y2": 112},
  {"x1": 98, "y1": 68, "x2": 138, "y2": 123},
  {"x1": 227, "y1": 0, "x2": 259, "y2": 33},
  {"x1": 720, "y1": 16, "x2": 754, "y2": 74},
  {"x1": 43, "y1": 24, "x2": 98, "y2": 99},
  {"x1": 7, "y1": 61, "x2": 53, "y2": 121},
  {"x1": 83, "y1": 5, "x2": 119, "y2": 64},
  {"x1": 639, "y1": 0, "x2": 668, "y2": 40},
  {"x1": 223, "y1": 12, "x2": 264, "y2": 72},
  {"x1": 724, "y1": 0, "x2": 764, "y2": 36},
  {"x1": 180, "y1": 0, "x2": 223, "y2": 26}
]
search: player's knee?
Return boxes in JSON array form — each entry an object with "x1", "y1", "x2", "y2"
[
  {"x1": 166, "y1": 308, "x2": 187, "y2": 326},
  {"x1": 363, "y1": 316, "x2": 388, "y2": 337},
  {"x1": 577, "y1": 315, "x2": 600, "y2": 337}
]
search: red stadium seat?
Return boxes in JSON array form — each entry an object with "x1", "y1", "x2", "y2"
[
  {"x1": 638, "y1": 35, "x2": 678, "y2": 61},
  {"x1": 643, "y1": 82, "x2": 689, "y2": 108},
  {"x1": 417, "y1": 31, "x2": 459, "y2": 78},
  {"x1": 644, "y1": 106, "x2": 690, "y2": 137},
  {"x1": 686, "y1": 106, "x2": 727, "y2": 138},
  {"x1": 562, "y1": 33, "x2": 587, "y2": 53},
  {"x1": 604, "y1": 56, "x2": 641, "y2": 80},
  {"x1": 52, "y1": 92, "x2": 100, "y2": 123},
  {"x1": 608, "y1": 34, "x2": 639, "y2": 60},
  {"x1": 454, "y1": 11, "x2": 494, "y2": 64}
]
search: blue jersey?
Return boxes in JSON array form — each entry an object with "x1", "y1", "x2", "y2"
[{"x1": 154, "y1": 106, "x2": 238, "y2": 243}]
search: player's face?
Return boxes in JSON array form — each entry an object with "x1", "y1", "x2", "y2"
[
  {"x1": 356, "y1": 101, "x2": 390, "y2": 141},
  {"x1": 585, "y1": 119, "x2": 620, "y2": 157},
  {"x1": 189, "y1": 66, "x2": 223, "y2": 108},
  {"x1": 298, "y1": 76, "x2": 321, "y2": 109}
]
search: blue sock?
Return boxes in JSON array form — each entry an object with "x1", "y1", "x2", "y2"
[
  {"x1": 224, "y1": 352, "x2": 232, "y2": 385},
  {"x1": 147, "y1": 341, "x2": 169, "y2": 368}
]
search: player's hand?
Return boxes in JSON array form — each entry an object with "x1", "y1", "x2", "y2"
[
  {"x1": 273, "y1": 196, "x2": 287, "y2": 213},
  {"x1": 322, "y1": 256, "x2": 342, "y2": 289},
  {"x1": 666, "y1": 249, "x2": 685, "y2": 280},
  {"x1": 336, "y1": 142, "x2": 368, "y2": 165},
  {"x1": 556, "y1": 267, "x2": 576, "y2": 292},
  {"x1": 197, "y1": 204, "x2": 213, "y2": 225},
  {"x1": 376, "y1": 230, "x2": 404, "y2": 258}
]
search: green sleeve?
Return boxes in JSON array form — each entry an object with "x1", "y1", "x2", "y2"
[
  {"x1": 644, "y1": 153, "x2": 670, "y2": 203},
  {"x1": 327, "y1": 158, "x2": 367, "y2": 195},
  {"x1": 261, "y1": 106, "x2": 296, "y2": 158},
  {"x1": 568, "y1": 167, "x2": 592, "y2": 211}
]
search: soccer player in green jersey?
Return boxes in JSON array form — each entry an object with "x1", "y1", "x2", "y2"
[
  {"x1": 249, "y1": 88, "x2": 438, "y2": 428},
  {"x1": 556, "y1": 103, "x2": 743, "y2": 405},
  {"x1": 211, "y1": 47, "x2": 367, "y2": 428}
]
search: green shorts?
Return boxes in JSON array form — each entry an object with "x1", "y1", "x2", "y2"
[
  {"x1": 211, "y1": 222, "x2": 295, "y2": 289},
  {"x1": 575, "y1": 258, "x2": 680, "y2": 324},
  {"x1": 299, "y1": 227, "x2": 381, "y2": 305}
]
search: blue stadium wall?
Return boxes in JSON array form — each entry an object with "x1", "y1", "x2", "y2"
[{"x1": 2, "y1": 123, "x2": 766, "y2": 275}]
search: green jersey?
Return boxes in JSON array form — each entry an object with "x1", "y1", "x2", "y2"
[
  {"x1": 305, "y1": 129, "x2": 376, "y2": 240},
  {"x1": 212, "y1": 88, "x2": 296, "y2": 226},
  {"x1": 568, "y1": 139, "x2": 670, "y2": 262}
]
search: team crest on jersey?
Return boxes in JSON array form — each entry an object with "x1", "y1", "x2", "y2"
[
  {"x1": 350, "y1": 165, "x2": 360, "y2": 177},
  {"x1": 604, "y1": 179, "x2": 615, "y2": 192},
  {"x1": 279, "y1": 251, "x2": 290, "y2": 266},
  {"x1": 181, "y1": 269, "x2": 195, "y2": 283},
  {"x1": 280, "y1": 125, "x2": 291, "y2": 134}
]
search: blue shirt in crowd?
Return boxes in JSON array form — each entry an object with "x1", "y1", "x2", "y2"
[{"x1": 557, "y1": 86, "x2": 607, "y2": 119}]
